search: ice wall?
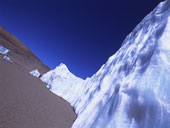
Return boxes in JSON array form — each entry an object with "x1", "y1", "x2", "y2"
[{"x1": 41, "y1": 1, "x2": 170, "y2": 128}]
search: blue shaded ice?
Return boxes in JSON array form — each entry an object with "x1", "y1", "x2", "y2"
[
  {"x1": 0, "y1": 45, "x2": 9, "y2": 55},
  {"x1": 3, "y1": 56, "x2": 13, "y2": 63}
]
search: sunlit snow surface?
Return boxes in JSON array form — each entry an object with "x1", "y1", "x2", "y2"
[
  {"x1": 41, "y1": 1, "x2": 170, "y2": 128},
  {"x1": 29, "y1": 69, "x2": 40, "y2": 78},
  {"x1": 41, "y1": 63, "x2": 85, "y2": 107},
  {"x1": 3, "y1": 56, "x2": 13, "y2": 63},
  {"x1": 0, "y1": 45, "x2": 9, "y2": 55}
]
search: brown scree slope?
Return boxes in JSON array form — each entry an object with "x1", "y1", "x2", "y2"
[
  {"x1": 0, "y1": 26, "x2": 76, "y2": 128},
  {"x1": 0, "y1": 26, "x2": 49, "y2": 74}
]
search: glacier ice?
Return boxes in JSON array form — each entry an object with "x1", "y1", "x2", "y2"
[
  {"x1": 29, "y1": 69, "x2": 41, "y2": 78},
  {"x1": 0, "y1": 45, "x2": 9, "y2": 55},
  {"x1": 3, "y1": 56, "x2": 13, "y2": 63},
  {"x1": 0, "y1": 45, "x2": 13, "y2": 63},
  {"x1": 41, "y1": 63, "x2": 85, "y2": 107},
  {"x1": 41, "y1": 0, "x2": 170, "y2": 128}
]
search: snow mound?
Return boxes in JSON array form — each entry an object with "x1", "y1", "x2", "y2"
[
  {"x1": 29, "y1": 69, "x2": 41, "y2": 78},
  {"x1": 0, "y1": 45, "x2": 9, "y2": 55},
  {"x1": 3, "y1": 56, "x2": 13, "y2": 63}
]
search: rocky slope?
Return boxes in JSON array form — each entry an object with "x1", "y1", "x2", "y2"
[
  {"x1": 0, "y1": 26, "x2": 49, "y2": 74},
  {"x1": 0, "y1": 26, "x2": 76, "y2": 128}
]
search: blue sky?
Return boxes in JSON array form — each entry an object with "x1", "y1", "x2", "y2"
[{"x1": 0, "y1": 0, "x2": 161, "y2": 79}]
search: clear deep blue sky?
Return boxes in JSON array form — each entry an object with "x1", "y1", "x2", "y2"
[{"x1": 0, "y1": 0, "x2": 162, "y2": 79}]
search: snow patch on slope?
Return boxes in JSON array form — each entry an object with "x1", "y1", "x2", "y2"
[
  {"x1": 30, "y1": 69, "x2": 41, "y2": 78},
  {"x1": 3, "y1": 56, "x2": 13, "y2": 63},
  {"x1": 0, "y1": 45, "x2": 13, "y2": 63},
  {"x1": 0, "y1": 45, "x2": 9, "y2": 55}
]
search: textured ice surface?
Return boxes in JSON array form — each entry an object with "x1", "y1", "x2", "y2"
[
  {"x1": 41, "y1": 63, "x2": 85, "y2": 107},
  {"x1": 41, "y1": 0, "x2": 170, "y2": 128},
  {"x1": 3, "y1": 56, "x2": 13, "y2": 63},
  {"x1": 0, "y1": 45, "x2": 9, "y2": 55},
  {"x1": 29, "y1": 69, "x2": 40, "y2": 78}
]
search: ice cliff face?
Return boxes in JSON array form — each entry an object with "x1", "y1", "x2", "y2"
[{"x1": 41, "y1": 0, "x2": 170, "y2": 128}]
